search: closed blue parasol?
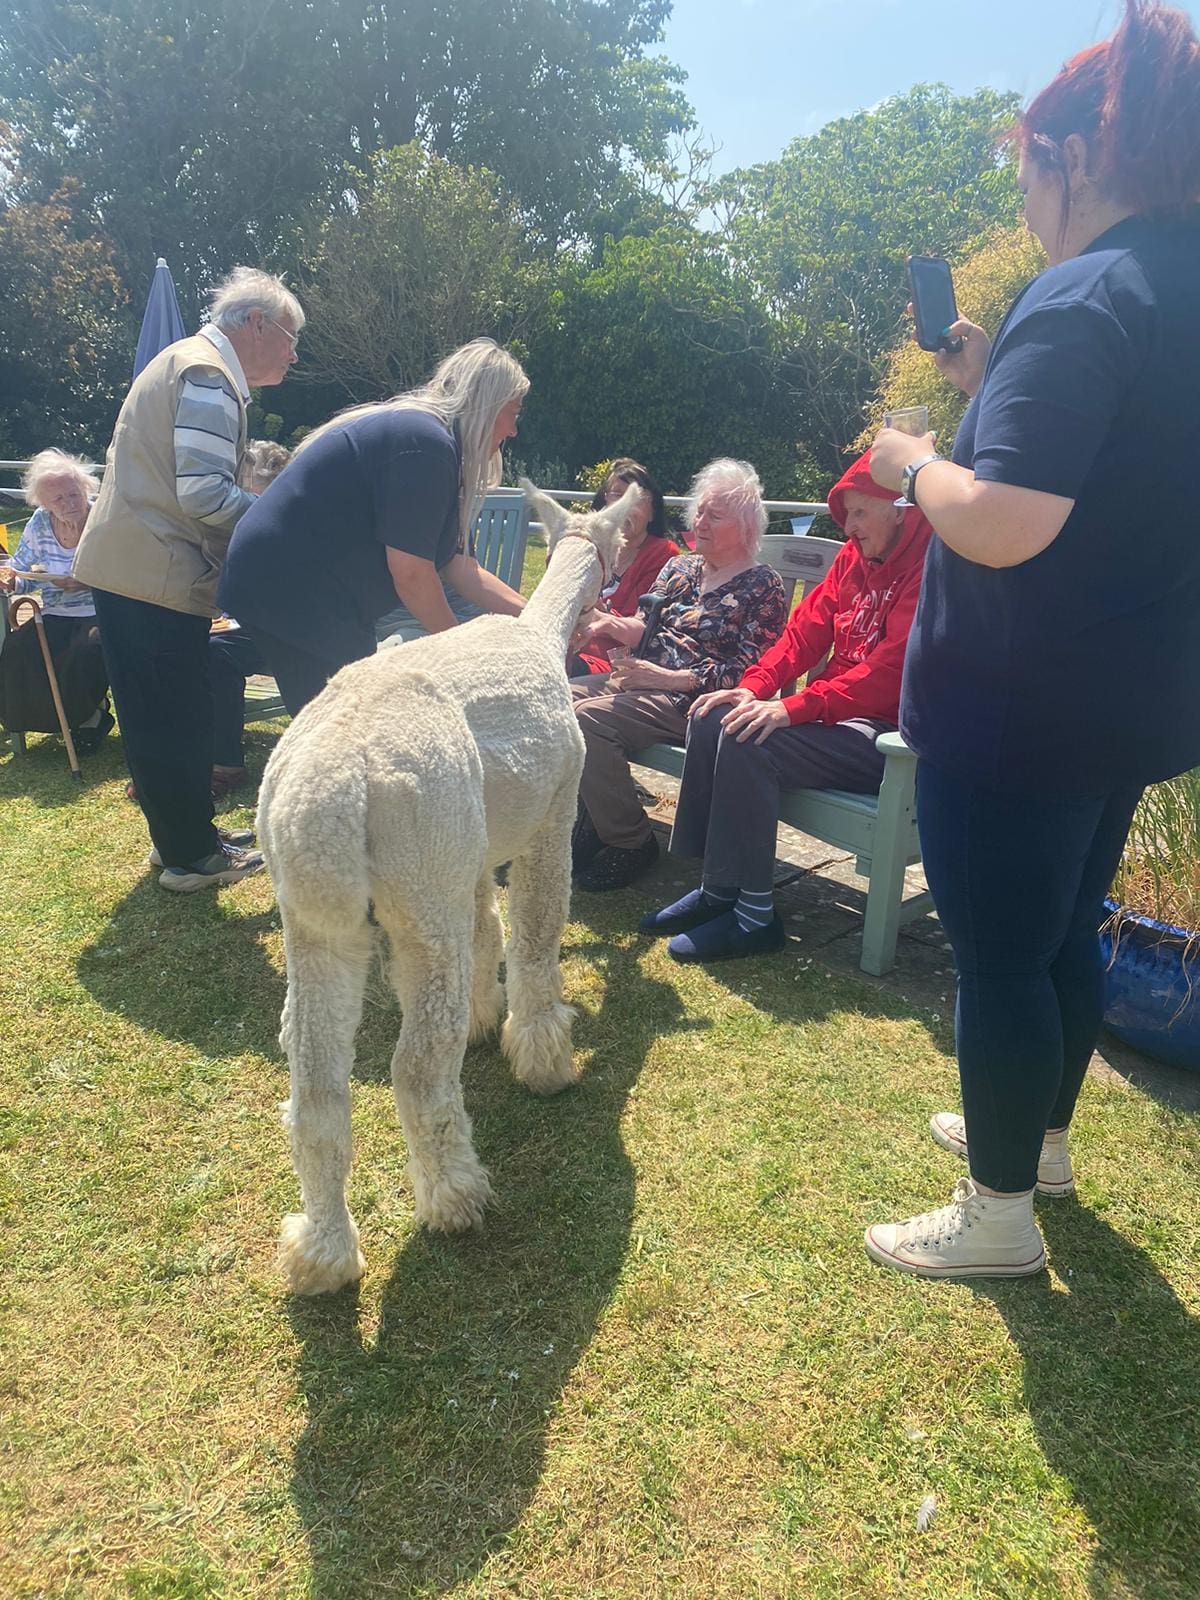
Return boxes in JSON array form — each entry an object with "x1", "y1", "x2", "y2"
[{"x1": 132, "y1": 257, "x2": 186, "y2": 379}]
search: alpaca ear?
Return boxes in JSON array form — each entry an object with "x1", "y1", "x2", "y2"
[
  {"x1": 520, "y1": 478, "x2": 566, "y2": 539},
  {"x1": 592, "y1": 480, "x2": 641, "y2": 540}
]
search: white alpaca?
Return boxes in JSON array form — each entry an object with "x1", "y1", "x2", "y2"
[{"x1": 257, "y1": 482, "x2": 634, "y2": 1295}]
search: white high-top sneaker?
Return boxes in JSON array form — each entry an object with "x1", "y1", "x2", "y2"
[
  {"x1": 929, "y1": 1112, "x2": 1075, "y2": 1197},
  {"x1": 864, "y1": 1178, "x2": 1046, "y2": 1279}
]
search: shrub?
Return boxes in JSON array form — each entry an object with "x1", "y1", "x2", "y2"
[{"x1": 1110, "y1": 770, "x2": 1200, "y2": 935}]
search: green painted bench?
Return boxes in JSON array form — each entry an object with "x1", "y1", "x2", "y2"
[{"x1": 633, "y1": 532, "x2": 932, "y2": 976}]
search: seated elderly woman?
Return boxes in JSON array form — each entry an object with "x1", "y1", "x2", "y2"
[
  {"x1": 0, "y1": 450, "x2": 111, "y2": 753},
  {"x1": 571, "y1": 458, "x2": 787, "y2": 892},
  {"x1": 568, "y1": 458, "x2": 679, "y2": 677},
  {"x1": 641, "y1": 450, "x2": 933, "y2": 962}
]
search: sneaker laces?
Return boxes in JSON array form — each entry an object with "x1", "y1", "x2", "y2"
[{"x1": 908, "y1": 1177, "x2": 979, "y2": 1250}]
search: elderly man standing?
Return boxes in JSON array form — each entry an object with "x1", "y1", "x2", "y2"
[{"x1": 75, "y1": 267, "x2": 302, "y2": 890}]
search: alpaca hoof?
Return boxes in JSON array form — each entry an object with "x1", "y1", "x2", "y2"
[
  {"x1": 468, "y1": 980, "x2": 506, "y2": 1043},
  {"x1": 501, "y1": 1004, "x2": 579, "y2": 1095},
  {"x1": 277, "y1": 1211, "x2": 366, "y2": 1296},
  {"x1": 412, "y1": 1161, "x2": 495, "y2": 1233}
]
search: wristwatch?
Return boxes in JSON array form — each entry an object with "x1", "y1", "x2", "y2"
[{"x1": 901, "y1": 452, "x2": 943, "y2": 505}]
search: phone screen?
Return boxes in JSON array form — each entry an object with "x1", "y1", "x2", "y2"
[{"x1": 907, "y1": 255, "x2": 961, "y2": 353}]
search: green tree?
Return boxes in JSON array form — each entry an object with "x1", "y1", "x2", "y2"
[
  {"x1": 712, "y1": 84, "x2": 1022, "y2": 480},
  {"x1": 296, "y1": 145, "x2": 549, "y2": 404},
  {"x1": 523, "y1": 226, "x2": 802, "y2": 496},
  {"x1": 0, "y1": 151, "x2": 128, "y2": 457},
  {"x1": 0, "y1": 0, "x2": 691, "y2": 314}
]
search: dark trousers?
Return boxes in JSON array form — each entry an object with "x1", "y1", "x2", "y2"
[
  {"x1": 671, "y1": 706, "x2": 891, "y2": 891},
  {"x1": 241, "y1": 622, "x2": 376, "y2": 717},
  {"x1": 91, "y1": 589, "x2": 218, "y2": 869},
  {"x1": 916, "y1": 761, "x2": 1143, "y2": 1193},
  {"x1": 207, "y1": 629, "x2": 266, "y2": 767}
]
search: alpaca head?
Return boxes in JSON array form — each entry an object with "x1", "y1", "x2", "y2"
[{"x1": 521, "y1": 479, "x2": 641, "y2": 610}]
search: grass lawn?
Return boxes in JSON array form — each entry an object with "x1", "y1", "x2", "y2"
[{"x1": 2, "y1": 550, "x2": 1198, "y2": 1599}]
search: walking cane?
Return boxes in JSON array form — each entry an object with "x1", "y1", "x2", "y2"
[{"x1": 9, "y1": 595, "x2": 83, "y2": 781}]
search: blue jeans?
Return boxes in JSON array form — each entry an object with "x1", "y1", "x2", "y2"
[{"x1": 916, "y1": 762, "x2": 1143, "y2": 1193}]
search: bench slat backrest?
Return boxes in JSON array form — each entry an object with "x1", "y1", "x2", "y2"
[
  {"x1": 759, "y1": 532, "x2": 844, "y2": 610},
  {"x1": 472, "y1": 489, "x2": 530, "y2": 589}
]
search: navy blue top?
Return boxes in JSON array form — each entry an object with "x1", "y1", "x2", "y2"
[
  {"x1": 220, "y1": 408, "x2": 462, "y2": 649},
  {"x1": 901, "y1": 213, "x2": 1200, "y2": 793}
]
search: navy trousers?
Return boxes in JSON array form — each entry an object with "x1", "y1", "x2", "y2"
[{"x1": 916, "y1": 761, "x2": 1143, "y2": 1193}]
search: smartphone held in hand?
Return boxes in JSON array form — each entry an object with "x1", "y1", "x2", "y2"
[{"x1": 907, "y1": 255, "x2": 963, "y2": 354}]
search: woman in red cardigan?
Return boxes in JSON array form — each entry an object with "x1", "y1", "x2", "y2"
[
  {"x1": 640, "y1": 450, "x2": 932, "y2": 962},
  {"x1": 568, "y1": 459, "x2": 679, "y2": 676}
]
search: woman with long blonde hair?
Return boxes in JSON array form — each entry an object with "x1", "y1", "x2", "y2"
[{"x1": 220, "y1": 338, "x2": 528, "y2": 713}]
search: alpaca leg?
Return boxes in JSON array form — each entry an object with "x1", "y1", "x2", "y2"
[
  {"x1": 469, "y1": 870, "x2": 506, "y2": 1042},
  {"x1": 502, "y1": 785, "x2": 578, "y2": 1094},
  {"x1": 276, "y1": 911, "x2": 372, "y2": 1295},
  {"x1": 384, "y1": 919, "x2": 494, "y2": 1232}
]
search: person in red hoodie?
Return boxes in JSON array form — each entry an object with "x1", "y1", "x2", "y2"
[{"x1": 641, "y1": 450, "x2": 933, "y2": 962}]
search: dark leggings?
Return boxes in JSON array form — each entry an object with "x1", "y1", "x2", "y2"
[
  {"x1": 916, "y1": 761, "x2": 1143, "y2": 1193},
  {"x1": 239, "y1": 622, "x2": 376, "y2": 717}
]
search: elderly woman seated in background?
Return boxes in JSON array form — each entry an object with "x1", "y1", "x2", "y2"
[
  {"x1": 568, "y1": 458, "x2": 679, "y2": 677},
  {"x1": 571, "y1": 457, "x2": 787, "y2": 892},
  {"x1": 0, "y1": 449, "x2": 111, "y2": 753},
  {"x1": 641, "y1": 450, "x2": 933, "y2": 962}
]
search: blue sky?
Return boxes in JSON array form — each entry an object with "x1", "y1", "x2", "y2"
[{"x1": 661, "y1": 0, "x2": 1200, "y2": 174}]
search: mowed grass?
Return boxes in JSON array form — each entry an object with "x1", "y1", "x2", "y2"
[{"x1": 2, "y1": 552, "x2": 1199, "y2": 1599}]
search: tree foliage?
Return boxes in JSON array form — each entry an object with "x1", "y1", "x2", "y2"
[
  {"x1": 0, "y1": 0, "x2": 690, "y2": 314},
  {"x1": 712, "y1": 85, "x2": 1022, "y2": 480},
  {"x1": 857, "y1": 225, "x2": 1047, "y2": 454},
  {"x1": 296, "y1": 145, "x2": 549, "y2": 404},
  {"x1": 0, "y1": 142, "x2": 128, "y2": 456},
  {"x1": 524, "y1": 227, "x2": 803, "y2": 496}
]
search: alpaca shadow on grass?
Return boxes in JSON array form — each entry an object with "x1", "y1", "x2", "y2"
[
  {"x1": 977, "y1": 1200, "x2": 1200, "y2": 1599},
  {"x1": 286, "y1": 934, "x2": 701, "y2": 1598}
]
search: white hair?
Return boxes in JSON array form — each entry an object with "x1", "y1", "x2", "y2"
[
  {"x1": 239, "y1": 438, "x2": 292, "y2": 493},
  {"x1": 296, "y1": 339, "x2": 529, "y2": 542},
  {"x1": 685, "y1": 457, "x2": 769, "y2": 556},
  {"x1": 22, "y1": 448, "x2": 99, "y2": 507},
  {"x1": 208, "y1": 267, "x2": 305, "y2": 335}
]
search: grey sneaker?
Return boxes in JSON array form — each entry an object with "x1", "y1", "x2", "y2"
[
  {"x1": 158, "y1": 843, "x2": 265, "y2": 892},
  {"x1": 148, "y1": 826, "x2": 256, "y2": 869},
  {"x1": 930, "y1": 1112, "x2": 1075, "y2": 1197}
]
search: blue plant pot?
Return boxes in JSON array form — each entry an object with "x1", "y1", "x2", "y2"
[{"x1": 1100, "y1": 898, "x2": 1200, "y2": 1071}]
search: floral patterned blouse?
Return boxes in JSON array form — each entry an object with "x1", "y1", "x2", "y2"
[{"x1": 639, "y1": 554, "x2": 787, "y2": 703}]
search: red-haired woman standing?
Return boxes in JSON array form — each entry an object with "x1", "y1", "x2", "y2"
[{"x1": 867, "y1": 1, "x2": 1200, "y2": 1278}]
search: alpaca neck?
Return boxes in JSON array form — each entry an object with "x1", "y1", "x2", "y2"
[{"x1": 519, "y1": 537, "x2": 602, "y2": 656}]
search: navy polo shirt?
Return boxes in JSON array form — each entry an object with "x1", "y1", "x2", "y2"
[
  {"x1": 220, "y1": 409, "x2": 462, "y2": 647},
  {"x1": 901, "y1": 213, "x2": 1200, "y2": 794}
]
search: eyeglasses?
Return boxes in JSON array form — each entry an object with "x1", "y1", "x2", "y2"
[{"x1": 266, "y1": 317, "x2": 300, "y2": 351}]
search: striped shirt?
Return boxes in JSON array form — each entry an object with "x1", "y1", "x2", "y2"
[
  {"x1": 173, "y1": 325, "x2": 254, "y2": 530},
  {"x1": 8, "y1": 507, "x2": 96, "y2": 618}
]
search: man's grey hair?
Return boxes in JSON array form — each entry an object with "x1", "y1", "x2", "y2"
[
  {"x1": 208, "y1": 267, "x2": 305, "y2": 335},
  {"x1": 685, "y1": 457, "x2": 769, "y2": 556},
  {"x1": 22, "y1": 448, "x2": 99, "y2": 507}
]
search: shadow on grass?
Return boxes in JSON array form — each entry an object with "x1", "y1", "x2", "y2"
[
  {"x1": 979, "y1": 1201, "x2": 1200, "y2": 1599},
  {"x1": 285, "y1": 936, "x2": 697, "y2": 1598},
  {"x1": 0, "y1": 730, "x2": 122, "y2": 807}
]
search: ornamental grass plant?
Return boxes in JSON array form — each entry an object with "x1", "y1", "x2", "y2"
[{"x1": 1109, "y1": 768, "x2": 1200, "y2": 938}]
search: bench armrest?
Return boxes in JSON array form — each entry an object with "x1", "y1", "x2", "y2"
[{"x1": 875, "y1": 730, "x2": 914, "y2": 758}]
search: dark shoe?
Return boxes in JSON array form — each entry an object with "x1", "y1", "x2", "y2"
[
  {"x1": 639, "y1": 887, "x2": 730, "y2": 936},
  {"x1": 575, "y1": 835, "x2": 660, "y2": 892},
  {"x1": 158, "y1": 843, "x2": 265, "y2": 893},
  {"x1": 571, "y1": 811, "x2": 605, "y2": 874},
  {"x1": 71, "y1": 707, "x2": 115, "y2": 755},
  {"x1": 211, "y1": 764, "x2": 250, "y2": 798},
  {"x1": 668, "y1": 909, "x2": 786, "y2": 963},
  {"x1": 148, "y1": 827, "x2": 256, "y2": 869}
]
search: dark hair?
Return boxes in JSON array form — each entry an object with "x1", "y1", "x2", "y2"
[
  {"x1": 589, "y1": 458, "x2": 669, "y2": 538},
  {"x1": 1015, "y1": 1, "x2": 1200, "y2": 231}
]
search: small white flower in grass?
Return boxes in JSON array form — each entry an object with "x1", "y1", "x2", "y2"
[
  {"x1": 506, "y1": 1370, "x2": 519, "y2": 1381},
  {"x1": 916, "y1": 1494, "x2": 937, "y2": 1532},
  {"x1": 542, "y1": 1344, "x2": 555, "y2": 1355}
]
